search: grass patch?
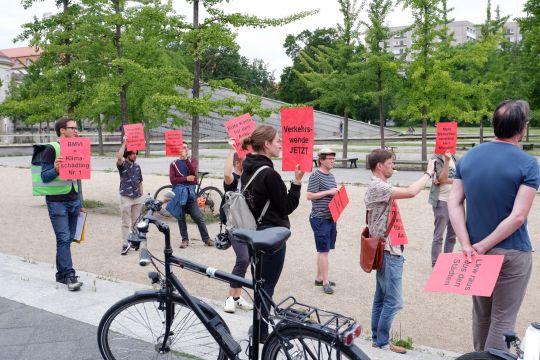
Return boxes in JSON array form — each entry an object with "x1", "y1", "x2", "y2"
[
  {"x1": 83, "y1": 199, "x2": 105, "y2": 208},
  {"x1": 391, "y1": 327, "x2": 414, "y2": 350}
]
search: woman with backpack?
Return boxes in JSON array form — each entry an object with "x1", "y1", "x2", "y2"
[
  {"x1": 240, "y1": 124, "x2": 305, "y2": 342},
  {"x1": 221, "y1": 142, "x2": 253, "y2": 313}
]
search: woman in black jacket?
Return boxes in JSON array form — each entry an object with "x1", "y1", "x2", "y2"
[{"x1": 240, "y1": 124, "x2": 304, "y2": 341}]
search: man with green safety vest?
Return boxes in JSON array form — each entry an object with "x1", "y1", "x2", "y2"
[{"x1": 40, "y1": 117, "x2": 85, "y2": 291}]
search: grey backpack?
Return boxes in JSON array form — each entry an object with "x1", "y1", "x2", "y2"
[{"x1": 223, "y1": 166, "x2": 270, "y2": 231}]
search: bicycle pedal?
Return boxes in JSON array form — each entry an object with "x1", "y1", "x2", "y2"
[{"x1": 215, "y1": 323, "x2": 241, "y2": 355}]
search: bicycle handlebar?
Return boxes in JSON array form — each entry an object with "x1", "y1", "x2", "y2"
[{"x1": 137, "y1": 198, "x2": 169, "y2": 234}]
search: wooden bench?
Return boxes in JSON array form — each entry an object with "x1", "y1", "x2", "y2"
[
  {"x1": 393, "y1": 160, "x2": 429, "y2": 171},
  {"x1": 313, "y1": 157, "x2": 358, "y2": 168},
  {"x1": 457, "y1": 142, "x2": 476, "y2": 150}
]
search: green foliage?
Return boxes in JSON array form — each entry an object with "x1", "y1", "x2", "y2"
[
  {"x1": 83, "y1": 199, "x2": 105, "y2": 208},
  {"x1": 518, "y1": 0, "x2": 540, "y2": 124}
]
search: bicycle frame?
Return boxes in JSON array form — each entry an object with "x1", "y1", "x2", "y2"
[{"x1": 142, "y1": 211, "x2": 277, "y2": 359}]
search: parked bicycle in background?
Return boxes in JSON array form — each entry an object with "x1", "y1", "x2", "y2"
[{"x1": 154, "y1": 171, "x2": 223, "y2": 221}]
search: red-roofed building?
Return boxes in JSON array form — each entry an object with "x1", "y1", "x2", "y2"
[
  {"x1": 0, "y1": 47, "x2": 41, "y2": 132},
  {"x1": 0, "y1": 46, "x2": 41, "y2": 75}
]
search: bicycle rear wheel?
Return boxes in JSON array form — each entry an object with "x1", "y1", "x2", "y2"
[
  {"x1": 97, "y1": 292, "x2": 227, "y2": 360},
  {"x1": 197, "y1": 186, "x2": 223, "y2": 222},
  {"x1": 262, "y1": 326, "x2": 368, "y2": 360}
]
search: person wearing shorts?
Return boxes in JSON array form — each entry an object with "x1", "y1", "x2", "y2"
[{"x1": 307, "y1": 148, "x2": 339, "y2": 295}]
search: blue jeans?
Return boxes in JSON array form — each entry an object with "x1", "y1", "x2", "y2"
[
  {"x1": 177, "y1": 197, "x2": 210, "y2": 242},
  {"x1": 46, "y1": 200, "x2": 81, "y2": 280},
  {"x1": 371, "y1": 251, "x2": 404, "y2": 347}
]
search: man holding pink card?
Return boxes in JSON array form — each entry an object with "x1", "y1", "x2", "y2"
[
  {"x1": 449, "y1": 100, "x2": 540, "y2": 352},
  {"x1": 365, "y1": 149, "x2": 435, "y2": 354}
]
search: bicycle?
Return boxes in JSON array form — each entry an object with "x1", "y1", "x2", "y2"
[
  {"x1": 456, "y1": 322, "x2": 540, "y2": 360},
  {"x1": 154, "y1": 171, "x2": 223, "y2": 221},
  {"x1": 97, "y1": 197, "x2": 370, "y2": 360}
]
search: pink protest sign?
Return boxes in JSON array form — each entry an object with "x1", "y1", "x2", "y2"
[
  {"x1": 328, "y1": 185, "x2": 349, "y2": 222},
  {"x1": 388, "y1": 201, "x2": 408, "y2": 246},
  {"x1": 123, "y1": 123, "x2": 146, "y2": 151},
  {"x1": 424, "y1": 253, "x2": 504, "y2": 297},
  {"x1": 224, "y1": 114, "x2": 256, "y2": 158},
  {"x1": 281, "y1": 107, "x2": 314, "y2": 172},
  {"x1": 435, "y1": 122, "x2": 457, "y2": 154},
  {"x1": 165, "y1": 130, "x2": 183, "y2": 156},
  {"x1": 59, "y1": 137, "x2": 91, "y2": 180}
]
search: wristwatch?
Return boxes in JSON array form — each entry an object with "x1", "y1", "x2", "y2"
[{"x1": 424, "y1": 171, "x2": 434, "y2": 178}]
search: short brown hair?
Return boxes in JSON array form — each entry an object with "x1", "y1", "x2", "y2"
[
  {"x1": 492, "y1": 100, "x2": 530, "y2": 139},
  {"x1": 241, "y1": 124, "x2": 277, "y2": 152},
  {"x1": 54, "y1": 117, "x2": 75, "y2": 136},
  {"x1": 367, "y1": 149, "x2": 393, "y2": 171}
]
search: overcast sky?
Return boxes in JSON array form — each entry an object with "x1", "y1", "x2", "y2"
[{"x1": 0, "y1": 0, "x2": 526, "y2": 77}]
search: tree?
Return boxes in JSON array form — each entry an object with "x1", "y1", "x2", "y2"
[
  {"x1": 278, "y1": 28, "x2": 340, "y2": 109},
  {"x1": 518, "y1": 0, "x2": 540, "y2": 123},
  {"x1": 362, "y1": 0, "x2": 401, "y2": 147},
  {"x1": 393, "y1": 0, "x2": 468, "y2": 163},
  {"x1": 296, "y1": 0, "x2": 366, "y2": 159},
  {"x1": 163, "y1": 0, "x2": 316, "y2": 159}
]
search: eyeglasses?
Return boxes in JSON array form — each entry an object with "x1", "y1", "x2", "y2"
[{"x1": 64, "y1": 126, "x2": 78, "y2": 130}]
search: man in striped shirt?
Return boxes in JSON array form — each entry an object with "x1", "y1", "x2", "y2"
[{"x1": 307, "y1": 148, "x2": 339, "y2": 295}]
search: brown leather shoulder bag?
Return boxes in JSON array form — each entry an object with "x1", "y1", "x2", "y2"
[{"x1": 360, "y1": 204, "x2": 396, "y2": 273}]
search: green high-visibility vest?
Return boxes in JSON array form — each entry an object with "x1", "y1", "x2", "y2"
[{"x1": 31, "y1": 141, "x2": 79, "y2": 196}]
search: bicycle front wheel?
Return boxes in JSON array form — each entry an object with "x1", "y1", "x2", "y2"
[
  {"x1": 456, "y1": 351, "x2": 509, "y2": 360},
  {"x1": 97, "y1": 292, "x2": 227, "y2": 360},
  {"x1": 262, "y1": 326, "x2": 368, "y2": 360},
  {"x1": 197, "y1": 186, "x2": 223, "y2": 222}
]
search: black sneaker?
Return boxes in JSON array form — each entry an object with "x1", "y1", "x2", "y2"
[
  {"x1": 121, "y1": 244, "x2": 131, "y2": 255},
  {"x1": 65, "y1": 275, "x2": 83, "y2": 291}
]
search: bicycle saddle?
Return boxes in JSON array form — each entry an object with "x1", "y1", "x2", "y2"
[{"x1": 233, "y1": 227, "x2": 291, "y2": 254}]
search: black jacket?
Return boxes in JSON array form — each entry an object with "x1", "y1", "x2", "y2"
[{"x1": 241, "y1": 154, "x2": 301, "y2": 229}]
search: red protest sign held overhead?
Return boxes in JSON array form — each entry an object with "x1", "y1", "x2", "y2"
[
  {"x1": 123, "y1": 123, "x2": 146, "y2": 151},
  {"x1": 388, "y1": 201, "x2": 408, "y2": 246},
  {"x1": 281, "y1": 107, "x2": 314, "y2": 172},
  {"x1": 224, "y1": 114, "x2": 256, "y2": 158},
  {"x1": 435, "y1": 121, "x2": 458, "y2": 154},
  {"x1": 59, "y1": 137, "x2": 91, "y2": 180},
  {"x1": 165, "y1": 130, "x2": 183, "y2": 156},
  {"x1": 328, "y1": 185, "x2": 349, "y2": 222},
  {"x1": 424, "y1": 253, "x2": 504, "y2": 297}
]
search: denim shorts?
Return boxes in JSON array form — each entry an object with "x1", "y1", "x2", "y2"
[{"x1": 309, "y1": 217, "x2": 337, "y2": 252}]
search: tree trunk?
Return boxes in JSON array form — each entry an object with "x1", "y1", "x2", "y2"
[
  {"x1": 98, "y1": 113, "x2": 104, "y2": 155},
  {"x1": 421, "y1": 119, "x2": 427, "y2": 166},
  {"x1": 526, "y1": 121, "x2": 530, "y2": 142},
  {"x1": 191, "y1": 0, "x2": 200, "y2": 160},
  {"x1": 378, "y1": 95, "x2": 385, "y2": 148},
  {"x1": 342, "y1": 111, "x2": 349, "y2": 161},
  {"x1": 63, "y1": 0, "x2": 75, "y2": 115},
  {"x1": 480, "y1": 117, "x2": 484, "y2": 143},
  {"x1": 114, "y1": 0, "x2": 128, "y2": 125},
  {"x1": 144, "y1": 125, "x2": 151, "y2": 158}
]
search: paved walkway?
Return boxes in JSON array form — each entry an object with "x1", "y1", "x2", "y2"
[{"x1": 0, "y1": 252, "x2": 460, "y2": 360}]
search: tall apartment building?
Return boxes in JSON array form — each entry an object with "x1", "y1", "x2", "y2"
[{"x1": 385, "y1": 20, "x2": 521, "y2": 57}]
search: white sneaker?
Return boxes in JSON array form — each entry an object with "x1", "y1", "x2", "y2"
[
  {"x1": 235, "y1": 296, "x2": 253, "y2": 311},
  {"x1": 224, "y1": 296, "x2": 235, "y2": 313}
]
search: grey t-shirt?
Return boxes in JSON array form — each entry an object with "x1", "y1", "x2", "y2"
[
  {"x1": 364, "y1": 176, "x2": 402, "y2": 256},
  {"x1": 307, "y1": 169, "x2": 337, "y2": 219}
]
